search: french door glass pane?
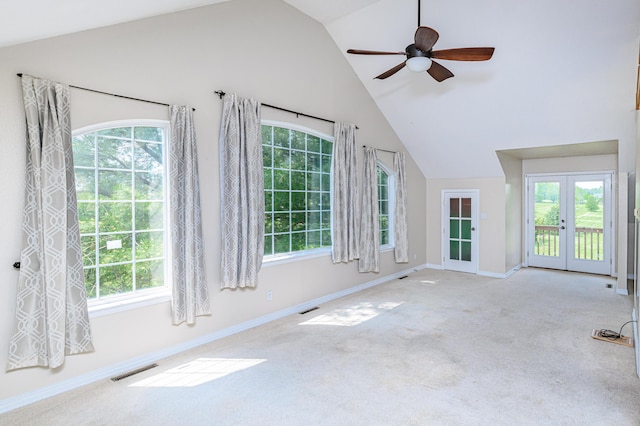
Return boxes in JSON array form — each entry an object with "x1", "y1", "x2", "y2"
[
  {"x1": 574, "y1": 181, "x2": 604, "y2": 261},
  {"x1": 534, "y1": 182, "x2": 560, "y2": 257}
]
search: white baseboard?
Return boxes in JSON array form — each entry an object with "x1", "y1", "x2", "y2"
[
  {"x1": 425, "y1": 263, "x2": 443, "y2": 270},
  {"x1": 0, "y1": 264, "x2": 425, "y2": 415}
]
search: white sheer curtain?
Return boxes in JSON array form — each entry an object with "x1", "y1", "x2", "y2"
[
  {"x1": 332, "y1": 122, "x2": 360, "y2": 263},
  {"x1": 219, "y1": 93, "x2": 264, "y2": 289},
  {"x1": 359, "y1": 147, "x2": 380, "y2": 272},
  {"x1": 8, "y1": 75, "x2": 93, "y2": 370},
  {"x1": 169, "y1": 105, "x2": 210, "y2": 325},
  {"x1": 394, "y1": 152, "x2": 409, "y2": 263}
]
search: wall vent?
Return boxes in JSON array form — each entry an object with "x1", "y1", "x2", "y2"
[{"x1": 111, "y1": 363, "x2": 158, "y2": 382}]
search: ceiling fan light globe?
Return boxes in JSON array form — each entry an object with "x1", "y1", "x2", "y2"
[{"x1": 406, "y1": 56, "x2": 432, "y2": 72}]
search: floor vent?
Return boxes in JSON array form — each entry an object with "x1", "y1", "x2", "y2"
[
  {"x1": 606, "y1": 283, "x2": 613, "y2": 288},
  {"x1": 299, "y1": 307, "x2": 319, "y2": 315},
  {"x1": 111, "y1": 363, "x2": 158, "y2": 382},
  {"x1": 398, "y1": 275, "x2": 409, "y2": 280}
]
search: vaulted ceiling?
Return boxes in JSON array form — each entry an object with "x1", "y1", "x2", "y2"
[{"x1": 2, "y1": 0, "x2": 639, "y2": 178}]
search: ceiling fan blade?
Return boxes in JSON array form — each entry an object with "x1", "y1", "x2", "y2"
[
  {"x1": 427, "y1": 60, "x2": 454, "y2": 82},
  {"x1": 414, "y1": 26, "x2": 439, "y2": 52},
  {"x1": 431, "y1": 47, "x2": 495, "y2": 61},
  {"x1": 375, "y1": 62, "x2": 407, "y2": 79},
  {"x1": 347, "y1": 49, "x2": 406, "y2": 55}
]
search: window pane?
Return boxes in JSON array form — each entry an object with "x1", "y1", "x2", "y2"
[
  {"x1": 78, "y1": 203, "x2": 95, "y2": 234},
  {"x1": 265, "y1": 191, "x2": 273, "y2": 212},
  {"x1": 136, "y1": 260, "x2": 164, "y2": 289},
  {"x1": 450, "y1": 219, "x2": 459, "y2": 239},
  {"x1": 274, "y1": 127, "x2": 290, "y2": 148},
  {"x1": 307, "y1": 153, "x2": 321, "y2": 172},
  {"x1": 99, "y1": 233, "x2": 133, "y2": 264},
  {"x1": 134, "y1": 127, "x2": 163, "y2": 142},
  {"x1": 98, "y1": 202, "x2": 132, "y2": 232},
  {"x1": 274, "y1": 213, "x2": 290, "y2": 233},
  {"x1": 74, "y1": 124, "x2": 167, "y2": 302},
  {"x1": 262, "y1": 126, "x2": 273, "y2": 145},
  {"x1": 291, "y1": 192, "x2": 306, "y2": 211},
  {"x1": 461, "y1": 241, "x2": 472, "y2": 261},
  {"x1": 261, "y1": 124, "x2": 333, "y2": 257},
  {"x1": 98, "y1": 127, "x2": 130, "y2": 138},
  {"x1": 292, "y1": 212, "x2": 306, "y2": 231},
  {"x1": 136, "y1": 231, "x2": 164, "y2": 260},
  {"x1": 134, "y1": 142, "x2": 163, "y2": 171},
  {"x1": 450, "y1": 198, "x2": 459, "y2": 218},
  {"x1": 135, "y1": 202, "x2": 163, "y2": 231},
  {"x1": 461, "y1": 198, "x2": 472, "y2": 218},
  {"x1": 307, "y1": 172, "x2": 321, "y2": 191},
  {"x1": 450, "y1": 240, "x2": 460, "y2": 260},
  {"x1": 291, "y1": 131, "x2": 305, "y2": 150},
  {"x1": 72, "y1": 134, "x2": 95, "y2": 167},
  {"x1": 99, "y1": 263, "x2": 133, "y2": 296},
  {"x1": 274, "y1": 191, "x2": 290, "y2": 212},
  {"x1": 273, "y1": 148, "x2": 290, "y2": 169},
  {"x1": 321, "y1": 139, "x2": 333, "y2": 155},
  {"x1": 307, "y1": 135, "x2": 320, "y2": 152},
  {"x1": 98, "y1": 170, "x2": 131, "y2": 200},
  {"x1": 75, "y1": 169, "x2": 95, "y2": 200},
  {"x1": 98, "y1": 137, "x2": 132, "y2": 169},
  {"x1": 136, "y1": 172, "x2": 163, "y2": 200},
  {"x1": 274, "y1": 234, "x2": 290, "y2": 253},
  {"x1": 291, "y1": 171, "x2": 305, "y2": 190},
  {"x1": 81, "y1": 236, "x2": 97, "y2": 266},
  {"x1": 274, "y1": 170, "x2": 289, "y2": 190}
]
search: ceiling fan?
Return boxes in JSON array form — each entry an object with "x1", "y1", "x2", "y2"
[{"x1": 346, "y1": 1, "x2": 495, "y2": 81}]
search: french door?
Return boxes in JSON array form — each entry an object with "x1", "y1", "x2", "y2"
[
  {"x1": 443, "y1": 190, "x2": 479, "y2": 273},
  {"x1": 526, "y1": 173, "x2": 612, "y2": 275}
]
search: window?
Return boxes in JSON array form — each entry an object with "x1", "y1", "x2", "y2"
[
  {"x1": 262, "y1": 122, "x2": 333, "y2": 258},
  {"x1": 377, "y1": 163, "x2": 395, "y2": 247},
  {"x1": 72, "y1": 121, "x2": 169, "y2": 302}
]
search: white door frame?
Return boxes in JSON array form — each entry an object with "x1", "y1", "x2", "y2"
[
  {"x1": 442, "y1": 190, "x2": 479, "y2": 274},
  {"x1": 525, "y1": 172, "x2": 614, "y2": 275}
]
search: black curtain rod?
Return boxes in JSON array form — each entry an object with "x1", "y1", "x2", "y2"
[
  {"x1": 363, "y1": 145, "x2": 397, "y2": 154},
  {"x1": 214, "y1": 90, "x2": 357, "y2": 129},
  {"x1": 17, "y1": 73, "x2": 195, "y2": 111}
]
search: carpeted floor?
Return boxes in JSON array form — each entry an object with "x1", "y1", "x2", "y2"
[{"x1": 2, "y1": 267, "x2": 639, "y2": 425}]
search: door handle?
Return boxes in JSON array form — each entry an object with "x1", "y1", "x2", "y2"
[
  {"x1": 471, "y1": 227, "x2": 476, "y2": 231},
  {"x1": 560, "y1": 226, "x2": 565, "y2": 230}
]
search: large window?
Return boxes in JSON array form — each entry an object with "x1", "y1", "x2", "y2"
[
  {"x1": 72, "y1": 121, "x2": 168, "y2": 301},
  {"x1": 377, "y1": 163, "x2": 394, "y2": 247},
  {"x1": 262, "y1": 123, "x2": 333, "y2": 257}
]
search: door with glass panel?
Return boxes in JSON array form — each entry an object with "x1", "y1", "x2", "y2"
[
  {"x1": 443, "y1": 191, "x2": 478, "y2": 273},
  {"x1": 527, "y1": 174, "x2": 612, "y2": 275}
]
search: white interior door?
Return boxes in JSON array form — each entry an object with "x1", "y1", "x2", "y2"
[
  {"x1": 527, "y1": 174, "x2": 612, "y2": 275},
  {"x1": 443, "y1": 190, "x2": 478, "y2": 273}
]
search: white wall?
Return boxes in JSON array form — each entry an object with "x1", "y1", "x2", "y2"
[{"x1": 0, "y1": 0, "x2": 427, "y2": 403}]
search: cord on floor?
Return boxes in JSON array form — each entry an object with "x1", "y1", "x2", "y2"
[{"x1": 596, "y1": 320, "x2": 637, "y2": 341}]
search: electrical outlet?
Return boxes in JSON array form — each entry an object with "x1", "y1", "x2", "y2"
[{"x1": 266, "y1": 290, "x2": 273, "y2": 301}]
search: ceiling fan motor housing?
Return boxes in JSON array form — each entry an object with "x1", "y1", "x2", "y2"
[{"x1": 406, "y1": 43, "x2": 430, "y2": 58}]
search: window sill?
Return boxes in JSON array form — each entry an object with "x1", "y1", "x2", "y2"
[
  {"x1": 262, "y1": 247, "x2": 332, "y2": 267},
  {"x1": 88, "y1": 288, "x2": 171, "y2": 318}
]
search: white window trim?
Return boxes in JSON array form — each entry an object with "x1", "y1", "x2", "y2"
[
  {"x1": 261, "y1": 120, "x2": 334, "y2": 262},
  {"x1": 377, "y1": 160, "x2": 395, "y2": 251},
  {"x1": 73, "y1": 120, "x2": 172, "y2": 316}
]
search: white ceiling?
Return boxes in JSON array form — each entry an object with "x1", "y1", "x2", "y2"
[{"x1": 2, "y1": 0, "x2": 639, "y2": 178}]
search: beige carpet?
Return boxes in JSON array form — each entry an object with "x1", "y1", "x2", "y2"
[{"x1": 2, "y1": 267, "x2": 639, "y2": 425}]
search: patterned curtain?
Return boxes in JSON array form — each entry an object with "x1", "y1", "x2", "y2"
[
  {"x1": 8, "y1": 75, "x2": 94, "y2": 370},
  {"x1": 219, "y1": 93, "x2": 264, "y2": 289},
  {"x1": 359, "y1": 147, "x2": 380, "y2": 272},
  {"x1": 332, "y1": 122, "x2": 360, "y2": 263},
  {"x1": 394, "y1": 152, "x2": 409, "y2": 263},
  {"x1": 169, "y1": 105, "x2": 210, "y2": 325}
]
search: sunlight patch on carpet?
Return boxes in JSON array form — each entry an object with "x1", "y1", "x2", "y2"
[
  {"x1": 129, "y1": 358, "x2": 266, "y2": 388},
  {"x1": 299, "y1": 301, "x2": 404, "y2": 326}
]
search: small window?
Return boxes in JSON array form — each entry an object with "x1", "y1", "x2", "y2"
[
  {"x1": 262, "y1": 122, "x2": 333, "y2": 258},
  {"x1": 377, "y1": 163, "x2": 395, "y2": 247},
  {"x1": 72, "y1": 121, "x2": 169, "y2": 303}
]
